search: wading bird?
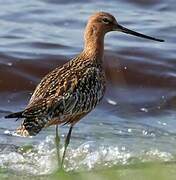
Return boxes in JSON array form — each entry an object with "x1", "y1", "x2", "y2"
[{"x1": 5, "y1": 12, "x2": 164, "y2": 168}]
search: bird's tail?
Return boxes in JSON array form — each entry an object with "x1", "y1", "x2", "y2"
[
  {"x1": 5, "y1": 112, "x2": 48, "y2": 137},
  {"x1": 5, "y1": 111, "x2": 23, "y2": 119},
  {"x1": 16, "y1": 116, "x2": 48, "y2": 137}
]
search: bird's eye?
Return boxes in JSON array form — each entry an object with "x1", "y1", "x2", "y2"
[{"x1": 102, "y1": 18, "x2": 110, "y2": 24}]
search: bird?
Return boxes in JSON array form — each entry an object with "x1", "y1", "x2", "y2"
[{"x1": 5, "y1": 12, "x2": 164, "y2": 168}]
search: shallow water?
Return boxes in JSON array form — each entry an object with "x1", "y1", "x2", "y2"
[{"x1": 0, "y1": 0, "x2": 176, "y2": 176}]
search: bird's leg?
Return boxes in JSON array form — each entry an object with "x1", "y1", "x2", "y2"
[
  {"x1": 61, "y1": 125, "x2": 73, "y2": 169},
  {"x1": 55, "y1": 124, "x2": 61, "y2": 167}
]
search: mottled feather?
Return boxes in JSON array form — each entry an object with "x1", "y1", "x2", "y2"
[{"x1": 12, "y1": 53, "x2": 105, "y2": 135}]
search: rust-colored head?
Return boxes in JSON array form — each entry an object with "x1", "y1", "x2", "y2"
[
  {"x1": 85, "y1": 12, "x2": 118, "y2": 35},
  {"x1": 85, "y1": 12, "x2": 164, "y2": 41},
  {"x1": 84, "y1": 12, "x2": 164, "y2": 57},
  {"x1": 84, "y1": 12, "x2": 118, "y2": 56}
]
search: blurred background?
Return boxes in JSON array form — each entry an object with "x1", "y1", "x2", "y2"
[{"x1": 0, "y1": 0, "x2": 176, "y2": 177}]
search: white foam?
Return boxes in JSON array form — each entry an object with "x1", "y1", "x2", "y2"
[
  {"x1": 107, "y1": 98, "x2": 117, "y2": 106},
  {"x1": 140, "y1": 108, "x2": 148, "y2": 112},
  {"x1": 0, "y1": 136, "x2": 174, "y2": 175}
]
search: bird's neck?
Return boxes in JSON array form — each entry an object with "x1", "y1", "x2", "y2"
[{"x1": 83, "y1": 25, "x2": 105, "y2": 62}]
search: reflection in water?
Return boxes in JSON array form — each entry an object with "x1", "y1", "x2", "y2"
[{"x1": 0, "y1": 0, "x2": 176, "y2": 175}]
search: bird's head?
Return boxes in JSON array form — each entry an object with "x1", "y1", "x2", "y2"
[{"x1": 85, "y1": 12, "x2": 164, "y2": 42}]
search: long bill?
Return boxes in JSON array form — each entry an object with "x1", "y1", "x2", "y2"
[{"x1": 115, "y1": 24, "x2": 164, "y2": 42}]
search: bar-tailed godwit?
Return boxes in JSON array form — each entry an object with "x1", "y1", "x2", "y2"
[{"x1": 5, "y1": 12, "x2": 164, "y2": 168}]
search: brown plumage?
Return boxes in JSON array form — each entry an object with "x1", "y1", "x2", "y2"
[
  {"x1": 5, "y1": 12, "x2": 164, "y2": 167},
  {"x1": 7, "y1": 53, "x2": 106, "y2": 136}
]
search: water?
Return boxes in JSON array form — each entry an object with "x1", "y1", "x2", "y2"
[{"x1": 0, "y1": 0, "x2": 176, "y2": 176}]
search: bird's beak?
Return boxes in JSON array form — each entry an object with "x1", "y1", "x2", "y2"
[{"x1": 114, "y1": 23, "x2": 164, "y2": 42}]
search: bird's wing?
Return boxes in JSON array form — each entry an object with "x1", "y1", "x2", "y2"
[
  {"x1": 48, "y1": 66, "x2": 104, "y2": 119},
  {"x1": 28, "y1": 65, "x2": 66, "y2": 104},
  {"x1": 28, "y1": 55, "x2": 85, "y2": 104},
  {"x1": 22, "y1": 98, "x2": 51, "y2": 117},
  {"x1": 22, "y1": 66, "x2": 104, "y2": 121}
]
